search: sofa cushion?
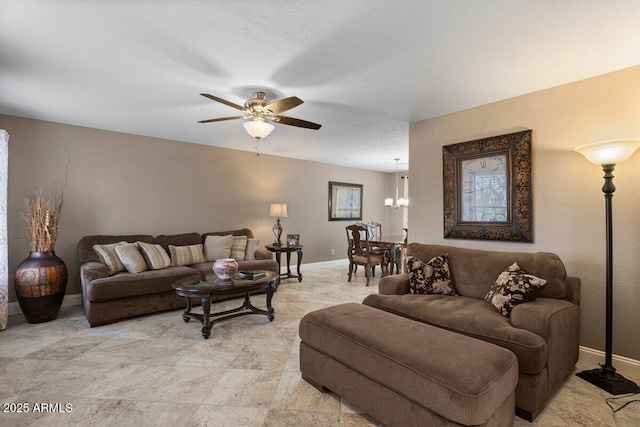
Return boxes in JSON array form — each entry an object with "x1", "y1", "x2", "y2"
[
  {"x1": 245, "y1": 239, "x2": 260, "y2": 260},
  {"x1": 137, "y1": 241, "x2": 171, "y2": 270},
  {"x1": 155, "y1": 232, "x2": 202, "y2": 253},
  {"x1": 407, "y1": 243, "x2": 567, "y2": 299},
  {"x1": 84, "y1": 266, "x2": 200, "y2": 302},
  {"x1": 485, "y1": 263, "x2": 547, "y2": 317},
  {"x1": 203, "y1": 235, "x2": 234, "y2": 261},
  {"x1": 362, "y1": 293, "x2": 548, "y2": 374},
  {"x1": 169, "y1": 244, "x2": 207, "y2": 267},
  {"x1": 407, "y1": 254, "x2": 456, "y2": 295},
  {"x1": 93, "y1": 241, "x2": 128, "y2": 275},
  {"x1": 230, "y1": 236, "x2": 248, "y2": 261},
  {"x1": 115, "y1": 243, "x2": 148, "y2": 274},
  {"x1": 78, "y1": 235, "x2": 155, "y2": 263}
]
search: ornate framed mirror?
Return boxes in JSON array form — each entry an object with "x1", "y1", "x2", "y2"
[{"x1": 442, "y1": 130, "x2": 533, "y2": 242}]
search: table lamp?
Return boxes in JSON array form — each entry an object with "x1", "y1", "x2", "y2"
[{"x1": 269, "y1": 202, "x2": 288, "y2": 246}]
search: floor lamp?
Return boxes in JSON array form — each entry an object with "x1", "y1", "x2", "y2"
[{"x1": 575, "y1": 139, "x2": 640, "y2": 395}]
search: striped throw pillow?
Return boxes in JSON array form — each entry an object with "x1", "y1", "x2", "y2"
[
  {"x1": 169, "y1": 244, "x2": 207, "y2": 267},
  {"x1": 230, "y1": 236, "x2": 248, "y2": 261},
  {"x1": 93, "y1": 241, "x2": 127, "y2": 275},
  {"x1": 137, "y1": 241, "x2": 171, "y2": 270}
]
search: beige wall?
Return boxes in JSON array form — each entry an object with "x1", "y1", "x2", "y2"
[
  {"x1": 409, "y1": 65, "x2": 640, "y2": 360},
  {"x1": 2, "y1": 115, "x2": 390, "y2": 301}
]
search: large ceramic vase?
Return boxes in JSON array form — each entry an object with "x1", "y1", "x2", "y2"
[
  {"x1": 213, "y1": 258, "x2": 238, "y2": 280},
  {"x1": 14, "y1": 251, "x2": 68, "y2": 324}
]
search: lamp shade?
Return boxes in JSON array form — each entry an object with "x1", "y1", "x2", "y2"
[
  {"x1": 243, "y1": 120, "x2": 275, "y2": 139},
  {"x1": 270, "y1": 203, "x2": 288, "y2": 218},
  {"x1": 575, "y1": 139, "x2": 640, "y2": 165}
]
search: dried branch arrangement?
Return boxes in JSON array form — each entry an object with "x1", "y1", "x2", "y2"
[{"x1": 23, "y1": 189, "x2": 64, "y2": 252}]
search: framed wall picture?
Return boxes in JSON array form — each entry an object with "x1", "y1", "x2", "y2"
[
  {"x1": 442, "y1": 130, "x2": 533, "y2": 242},
  {"x1": 328, "y1": 181, "x2": 363, "y2": 221}
]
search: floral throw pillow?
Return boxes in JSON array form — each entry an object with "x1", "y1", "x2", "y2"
[
  {"x1": 484, "y1": 262, "x2": 547, "y2": 317},
  {"x1": 407, "y1": 254, "x2": 457, "y2": 295}
]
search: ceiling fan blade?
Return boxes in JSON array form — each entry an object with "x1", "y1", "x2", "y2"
[
  {"x1": 265, "y1": 96, "x2": 303, "y2": 114},
  {"x1": 274, "y1": 116, "x2": 322, "y2": 130},
  {"x1": 200, "y1": 93, "x2": 245, "y2": 111},
  {"x1": 198, "y1": 116, "x2": 245, "y2": 123}
]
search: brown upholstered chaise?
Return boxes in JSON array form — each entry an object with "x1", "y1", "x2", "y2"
[
  {"x1": 78, "y1": 229, "x2": 278, "y2": 327},
  {"x1": 363, "y1": 243, "x2": 580, "y2": 421},
  {"x1": 300, "y1": 303, "x2": 518, "y2": 426}
]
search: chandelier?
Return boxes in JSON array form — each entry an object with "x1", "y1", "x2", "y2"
[{"x1": 385, "y1": 158, "x2": 408, "y2": 208}]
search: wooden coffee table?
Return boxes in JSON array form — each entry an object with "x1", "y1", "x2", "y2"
[{"x1": 172, "y1": 270, "x2": 277, "y2": 339}]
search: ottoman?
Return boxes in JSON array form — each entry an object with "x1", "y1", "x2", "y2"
[{"x1": 299, "y1": 303, "x2": 518, "y2": 426}]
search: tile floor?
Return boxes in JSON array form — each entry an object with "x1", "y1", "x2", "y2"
[{"x1": 1, "y1": 266, "x2": 639, "y2": 426}]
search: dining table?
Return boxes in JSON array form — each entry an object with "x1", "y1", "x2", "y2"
[{"x1": 369, "y1": 235, "x2": 406, "y2": 275}]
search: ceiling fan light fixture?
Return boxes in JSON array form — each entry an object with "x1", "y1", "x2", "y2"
[{"x1": 243, "y1": 119, "x2": 274, "y2": 139}]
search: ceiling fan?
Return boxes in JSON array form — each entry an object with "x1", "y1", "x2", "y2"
[{"x1": 198, "y1": 91, "x2": 322, "y2": 142}]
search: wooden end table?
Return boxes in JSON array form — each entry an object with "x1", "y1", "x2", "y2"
[
  {"x1": 172, "y1": 270, "x2": 277, "y2": 339},
  {"x1": 265, "y1": 244, "x2": 303, "y2": 282}
]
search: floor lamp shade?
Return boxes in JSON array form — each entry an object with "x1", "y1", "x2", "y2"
[
  {"x1": 574, "y1": 139, "x2": 640, "y2": 395},
  {"x1": 575, "y1": 139, "x2": 640, "y2": 165}
]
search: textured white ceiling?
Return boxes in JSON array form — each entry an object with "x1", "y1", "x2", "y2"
[{"x1": 2, "y1": 1, "x2": 640, "y2": 172}]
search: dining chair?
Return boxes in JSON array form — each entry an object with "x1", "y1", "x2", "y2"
[
  {"x1": 352, "y1": 222, "x2": 386, "y2": 275},
  {"x1": 367, "y1": 222, "x2": 382, "y2": 241},
  {"x1": 346, "y1": 224, "x2": 389, "y2": 286}
]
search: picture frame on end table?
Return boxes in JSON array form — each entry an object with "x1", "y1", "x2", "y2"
[{"x1": 287, "y1": 234, "x2": 300, "y2": 247}]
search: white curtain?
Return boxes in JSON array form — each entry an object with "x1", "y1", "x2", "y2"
[{"x1": 0, "y1": 130, "x2": 7, "y2": 330}]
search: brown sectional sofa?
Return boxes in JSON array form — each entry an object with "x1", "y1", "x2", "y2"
[
  {"x1": 78, "y1": 228, "x2": 278, "y2": 327},
  {"x1": 362, "y1": 243, "x2": 581, "y2": 421}
]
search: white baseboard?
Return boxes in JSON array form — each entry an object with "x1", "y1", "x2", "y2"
[
  {"x1": 279, "y1": 258, "x2": 349, "y2": 274},
  {"x1": 302, "y1": 258, "x2": 349, "y2": 269},
  {"x1": 578, "y1": 346, "x2": 640, "y2": 381}
]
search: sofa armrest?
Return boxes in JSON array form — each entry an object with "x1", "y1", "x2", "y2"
[
  {"x1": 510, "y1": 297, "x2": 580, "y2": 392},
  {"x1": 80, "y1": 261, "x2": 110, "y2": 286},
  {"x1": 254, "y1": 248, "x2": 273, "y2": 260},
  {"x1": 564, "y1": 276, "x2": 581, "y2": 306},
  {"x1": 378, "y1": 273, "x2": 410, "y2": 295},
  {"x1": 510, "y1": 298, "x2": 577, "y2": 339}
]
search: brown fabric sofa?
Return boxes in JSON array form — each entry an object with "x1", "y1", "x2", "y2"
[
  {"x1": 78, "y1": 229, "x2": 278, "y2": 327},
  {"x1": 362, "y1": 243, "x2": 581, "y2": 422}
]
